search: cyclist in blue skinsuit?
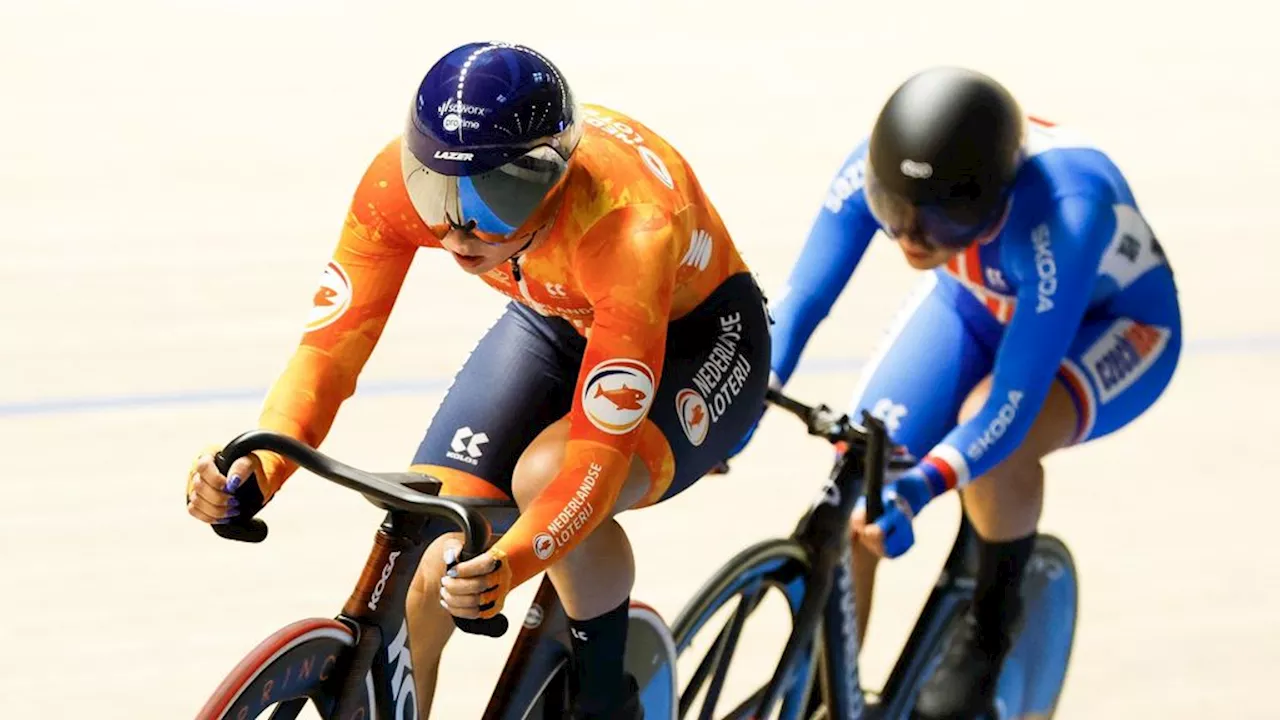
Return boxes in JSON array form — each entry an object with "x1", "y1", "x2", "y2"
[{"x1": 732, "y1": 67, "x2": 1182, "y2": 718}]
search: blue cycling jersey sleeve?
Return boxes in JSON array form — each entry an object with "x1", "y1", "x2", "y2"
[
  {"x1": 770, "y1": 144, "x2": 880, "y2": 386},
  {"x1": 919, "y1": 195, "x2": 1116, "y2": 491}
]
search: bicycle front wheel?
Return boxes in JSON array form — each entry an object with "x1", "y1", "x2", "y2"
[
  {"x1": 196, "y1": 617, "x2": 373, "y2": 720},
  {"x1": 670, "y1": 538, "x2": 817, "y2": 720}
]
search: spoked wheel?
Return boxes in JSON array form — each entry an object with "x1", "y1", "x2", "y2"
[
  {"x1": 670, "y1": 539, "x2": 818, "y2": 720},
  {"x1": 196, "y1": 618, "x2": 373, "y2": 720}
]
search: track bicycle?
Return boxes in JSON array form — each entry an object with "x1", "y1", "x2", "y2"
[
  {"x1": 669, "y1": 389, "x2": 1080, "y2": 719},
  {"x1": 193, "y1": 432, "x2": 678, "y2": 720},
  {"x1": 194, "y1": 386, "x2": 1077, "y2": 719}
]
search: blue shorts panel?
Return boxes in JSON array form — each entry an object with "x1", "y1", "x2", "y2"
[
  {"x1": 1056, "y1": 268, "x2": 1182, "y2": 443},
  {"x1": 411, "y1": 272, "x2": 771, "y2": 502},
  {"x1": 847, "y1": 274, "x2": 996, "y2": 459},
  {"x1": 848, "y1": 268, "x2": 1181, "y2": 459}
]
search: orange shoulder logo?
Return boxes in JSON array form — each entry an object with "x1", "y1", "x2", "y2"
[{"x1": 305, "y1": 260, "x2": 352, "y2": 332}]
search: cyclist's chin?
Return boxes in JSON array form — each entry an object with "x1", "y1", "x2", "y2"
[
  {"x1": 899, "y1": 244, "x2": 954, "y2": 270},
  {"x1": 450, "y1": 249, "x2": 508, "y2": 275}
]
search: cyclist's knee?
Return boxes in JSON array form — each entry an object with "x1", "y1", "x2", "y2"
[
  {"x1": 961, "y1": 461, "x2": 1044, "y2": 540},
  {"x1": 512, "y1": 418, "x2": 650, "y2": 516},
  {"x1": 512, "y1": 420, "x2": 570, "y2": 511},
  {"x1": 408, "y1": 531, "x2": 464, "y2": 609}
]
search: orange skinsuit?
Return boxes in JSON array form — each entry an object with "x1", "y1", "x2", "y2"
[{"x1": 254, "y1": 105, "x2": 749, "y2": 589}]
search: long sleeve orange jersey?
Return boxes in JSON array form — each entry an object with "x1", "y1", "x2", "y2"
[{"x1": 255, "y1": 104, "x2": 749, "y2": 587}]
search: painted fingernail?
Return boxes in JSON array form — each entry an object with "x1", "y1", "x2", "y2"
[
  {"x1": 227, "y1": 474, "x2": 242, "y2": 493},
  {"x1": 439, "y1": 599, "x2": 449, "y2": 610},
  {"x1": 443, "y1": 547, "x2": 457, "y2": 566},
  {"x1": 439, "y1": 586, "x2": 447, "y2": 599},
  {"x1": 447, "y1": 566, "x2": 458, "y2": 578},
  {"x1": 227, "y1": 498, "x2": 239, "y2": 509}
]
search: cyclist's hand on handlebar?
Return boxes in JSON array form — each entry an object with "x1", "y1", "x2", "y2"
[
  {"x1": 186, "y1": 446, "x2": 262, "y2": 525},
  {"x1": 439, "y1": 543, "x2": 514, "y2": 620},
  {"x1": 852, "y1": 466, "x2": 936, "y2": 559}
]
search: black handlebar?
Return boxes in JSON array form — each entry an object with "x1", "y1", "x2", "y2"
[
  {"x1": 211, "y1": 430, "x2": 508, "y2": 638},
  {"x1": 764, "y1": 388, "x2": 912, "y2": 523}
]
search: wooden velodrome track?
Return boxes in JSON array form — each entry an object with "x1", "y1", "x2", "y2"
[{"x1": 3, "y1": 1, "x2": 1276, "y2": 717}]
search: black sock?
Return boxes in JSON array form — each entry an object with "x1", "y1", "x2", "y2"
[
  {"x1": 568, "y1": 598, "x2": 630, "y2": 713},
  {"x1": 971, "y1": 533, "x2": 1035, "y2": 643}
]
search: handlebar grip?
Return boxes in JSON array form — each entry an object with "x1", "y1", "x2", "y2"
[
  {"x1": 454, "y1": 614, "x2": 510, "y2": 638},
  {"x1": 447, "y1": 549, "x2": 510, "y2": 638},
  {"x1": 860, "y1": 411, "x2": 886, "y2": 523},
  {"x1": 211, "y1": 451, "x2": 269, "y2": 544},
  {"x1": 213, "y1": 518, "x2": 269, "y2": 543}
]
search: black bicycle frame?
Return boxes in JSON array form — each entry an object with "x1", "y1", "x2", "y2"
[
  {"x1": 745, "y1": 410, "x2": 892, "y2": 719},
  {"x1": 326, "y1": 507, "x2": 435, "y2": 720},
  {"x1": 210, "y1": 431, "x2": 641, "y2": 720},
  {"x1": 315, "y1": 495, "x2": 589, "y2": 720}
]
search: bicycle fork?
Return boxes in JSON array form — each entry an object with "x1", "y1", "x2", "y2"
[
  {"x1": 751, "y1": 535, "x2": 869, "y2": 720},
  {"x1": 819, "y1": 541, "x2": 868, "y2": 720}
]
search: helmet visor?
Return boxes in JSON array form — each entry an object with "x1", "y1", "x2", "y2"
[
  {"x1": 402, "y1": 143, "x2": 570, "y2": 243},
  {"x1": 864, "y1": 161, "x2": 1007, "y2": 250}
]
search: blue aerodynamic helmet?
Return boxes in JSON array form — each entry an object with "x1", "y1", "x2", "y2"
[{"x1": 400, "y1": 42, "x2": 583, "y2": 242}]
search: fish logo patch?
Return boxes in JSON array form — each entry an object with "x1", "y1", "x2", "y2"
[
  {"x1": 676, "y1": 389, "x2": 709, "y2": 447},
  {"x1": 305, "y1": 260, "x2": 352, "y2": 332},
  {"x1": 581, "y1": 359, "x2": 656, "y2": 435}
]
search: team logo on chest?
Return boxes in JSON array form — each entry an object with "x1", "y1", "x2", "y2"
[{"x1": 581, "y1": 359, "x2": 656, "y2": 435}]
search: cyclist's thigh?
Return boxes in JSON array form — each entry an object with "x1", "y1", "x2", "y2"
[
  {"x1": 632, "y1": 272, "x2": 772, "y2": 507},
  {"x1": 1055, "y1": 269, "x2": 1182, "y2": 444},
  {"x1": 412, "y1": 302, "x2": 583, "y2": 498},
  {"x1": 848, "y1": 274, "x2": 996, "y2": 458}
]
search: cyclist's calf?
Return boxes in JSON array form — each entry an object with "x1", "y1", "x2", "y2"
[{"x1": 955, "y1": 376, "x2": 1077, "y2": 542}]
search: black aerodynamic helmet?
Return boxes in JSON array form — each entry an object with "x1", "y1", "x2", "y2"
[{"x1": 864, "y1": 66, "x2": 1025, "y2": 249}]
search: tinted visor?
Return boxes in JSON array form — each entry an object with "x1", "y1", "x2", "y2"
[
  {"x1": 402, "y1": 144, "x2": 569, "y2": 242},
  {"x1": 864, "y1": 161, "x2": 1009, "y2": 250}
]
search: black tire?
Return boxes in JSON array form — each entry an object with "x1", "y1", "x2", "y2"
[
  {"x1": 196, "y1": 618, "x2": 372, "y2": 720},
  {"x1": 670, "y1": 539, "x2": 816, "y2": 720}
]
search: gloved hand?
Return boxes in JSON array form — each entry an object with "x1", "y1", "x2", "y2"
[
  {"x1": 186, "y1": 444, "x2": 265, "y2": 525},
  {"x1": 850, "y1": 465, "x2": 938, "y2": 559},
  {"x1": 439, "y1": 543, "x2": 514, "y2": 619}
]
